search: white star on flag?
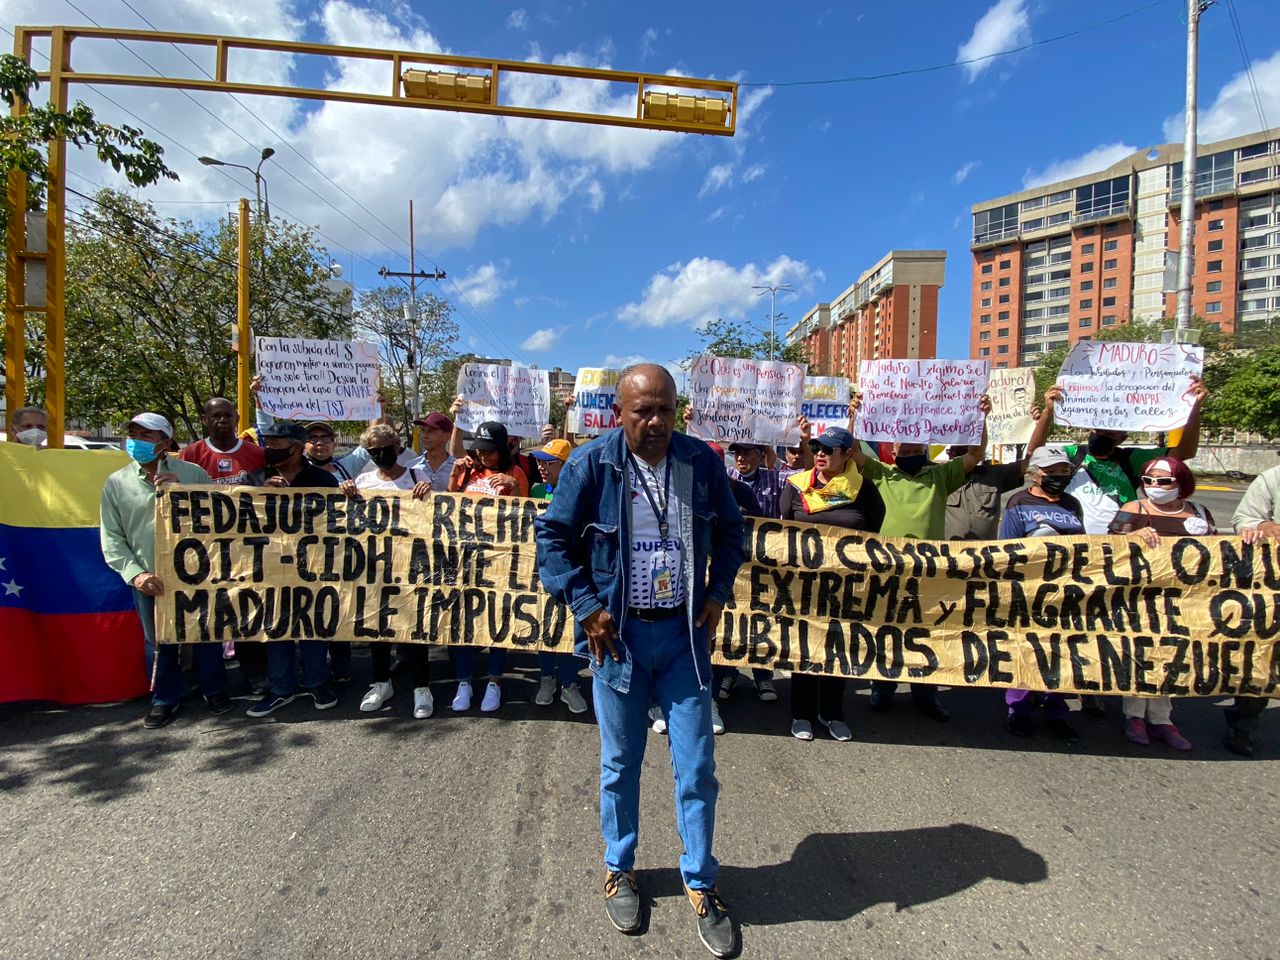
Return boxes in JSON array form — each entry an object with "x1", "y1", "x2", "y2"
[
  {"x1": 2, "y1": 579, "x2": 21, "y2": 597},
  {"x1": 0, "y1": 556, "x2": 7, "y2": 572}
]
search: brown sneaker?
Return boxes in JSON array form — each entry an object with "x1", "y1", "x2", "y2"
[
  {"x1": 685, "y1": 884, "x2": 735, "y2": 958},
  {"x1": 604, "y1": 870, "x2": 641, "y2": 933}
]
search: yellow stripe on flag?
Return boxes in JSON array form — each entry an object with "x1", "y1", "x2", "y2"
[{"x1": 0, "y1": 442, "x2": 129, "y2": 529}]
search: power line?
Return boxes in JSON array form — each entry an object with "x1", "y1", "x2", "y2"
[
  {"x1": 739, "y1": 0, "x2": 1174, "y2": 87},
  {"x1": 1223, "y1": 0, "x2": 1268, "y2": 132}
]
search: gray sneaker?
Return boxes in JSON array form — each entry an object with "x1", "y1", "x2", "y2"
[
  {"x1": 686, "y1": 885, "x2": 735, "y2": 958},
  {"x1": 604, "y1": 870, "x2": 642, "y2": 933}
]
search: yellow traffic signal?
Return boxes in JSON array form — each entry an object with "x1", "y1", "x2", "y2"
[
  {"x1": 642, "y1": 91, "x2": 729, "y2": 129},
  {"x1": 402, "y1": 68, "x2": 493, "y2": 105}
]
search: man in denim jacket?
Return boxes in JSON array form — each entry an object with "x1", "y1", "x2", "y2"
[{"x1": 535, "y1": 364, "x2": 746, "y2": 958}]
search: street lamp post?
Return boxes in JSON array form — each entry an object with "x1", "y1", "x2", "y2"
[
  {"x1": 199, "y1": 147, "x2": 275, "y2": 219},
  {"x1": 752, "y1": 283, "x2": 792, "y2": 360}
]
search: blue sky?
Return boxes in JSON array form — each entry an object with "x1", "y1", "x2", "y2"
[{"x1": 8, "y1": 0, "x2": 1280, "y2": 385}]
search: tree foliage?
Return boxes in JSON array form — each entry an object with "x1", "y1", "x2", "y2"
[
  {"x1": 688, "y1": 316, "x2": 807, "y2": 366},
  {"x1": 51, "y1": 188, "x2": 350, "y2": 439},
  {"x1": 0, "y1": 55, "x2": 176, "y2": 232}
]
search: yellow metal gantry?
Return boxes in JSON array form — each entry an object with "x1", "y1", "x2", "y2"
[{"x1": 4, "y1": 25, "x2": 737, "y2": 444}]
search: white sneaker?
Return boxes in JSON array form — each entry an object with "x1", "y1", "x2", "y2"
[
  {"x1": 480, "y1": 680, "x2": 502, "y2": 712},
  {"x1": 451, "y1": 680, "x2": 472, "y2": 712},
  {"x1": 711, "y1": 701, "x2": 726, "y2": 736},
  {"x1": 560, "y1": 682, "x2": 588, "y2": 714},
  {"x1": 413, "y1": 686, "x2": 433, "y2": 719},
  {"x1": 359, "y1": 681, "x2": 393, "y2": 712},
  {"x1": 535, "y1": 675, "x2": 557, "y2": 706},
  {"x1": 649, "y1": 704, "x2": 668, "y2": 735}
]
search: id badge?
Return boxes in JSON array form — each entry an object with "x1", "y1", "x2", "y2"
[{"x1": 652, "y1": 562, "x2": 675, "y2": 602}]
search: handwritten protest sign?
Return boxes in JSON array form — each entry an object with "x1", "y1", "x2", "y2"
[
  {"x1": 856, "y1": 359, "x2": 990, "y2": 444},
  {"x1": 801, "y1": 377, "x2": 851, "y2": 438},
  {"x1": 567, "y1": 367, "x2": 620, "y2": 435},
  {"x1": 156, "y1": 487, "x2": 1280, "y2": 698},
  {"x1": 986, "y1": 367, "x2": 1037, "y2": 448},
  {"x1": 455, "y1": 363, "x2": 550, "y2": 438},
  {"x1": 255, "y1": 336, "x2": 381, "y2": 421},
  {"x1": 687, "y1": 356, "x2": 806, "y2": 444},
  {"x1": 1054, "y1": 341, "x2": 1204, "y2": 432}
]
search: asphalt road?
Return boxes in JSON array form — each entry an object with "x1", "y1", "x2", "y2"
[{"x1": 4, "y1": 481, "x2": 1275, "y2": 960}]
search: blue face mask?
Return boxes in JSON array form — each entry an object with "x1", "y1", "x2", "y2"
[{"x1": 125, "y1": 437, "x2": 160, "y2": 464}]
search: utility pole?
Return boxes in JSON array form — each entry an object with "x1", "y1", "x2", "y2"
[
  {"x1": 1175, "y1": 0, "x2": 1211, "y2": 339},
  {"x1": 379, "y1": 200, "x2": 445, "y2": 448},
  {"x1": 236, "y1": 198, "x2": 251, "y2": 433},
  {"x1": 753, "y1": 283, "x2": 792, "y2": 360}
]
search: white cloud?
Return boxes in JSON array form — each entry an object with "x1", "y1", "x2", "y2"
[
  {"x1": 1022, "y1": 143, "x2": 1136, "y2": 189},
  {"x1": 705, "y1": 205, "x2": 727, "y2": 223},
  {"x1": 741, "y1": 163, "x2": 766, "y2": 184},
  {"x1": 454, "y1": 262, "x2": 513, "y2": 309},
  {"x1": 699, "y1": 163, "x2": 735, "y2": 198},
  {"x1": 1163, "y1": 50, "x2": 1280, "y2": 142},
  {"x1": 953, "y1": 160, "x2": 980, "y2": 184},
  {"x1": 585, "y1": 180, "x2": 606, "y2": 212},
  {"x1": 521, "y1": 327, "x2": 562, "y2": 351},
  {"x1": 641, "y1": 27, "x2": 658, "y2": 59},
  {"x1": 617, "y1": 255, "x2": 822, "y2": 329},
  {"x1": 602, "y1": 353, "x2": 649, "y2": 368},
  {"x1": 507, "y1": 9, "x2": 529, "y2": 30},
  {"x1": 957, "y1": 0, "x2": 1031, "y2": 83}
]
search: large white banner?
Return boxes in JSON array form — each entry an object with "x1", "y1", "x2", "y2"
[
  {"x1": 986, "y1": 367, "x2": 1037, "y2": 448},
  {"x1": 255, "y1": 336, "x2": 381, "y2": 421},
  {"x1": 856, "y1": 359, "x2": 990, "y2": 445},
  {"x1": 455, "y1": 363, "x2": 551, "y2": 438},
  {"x1": 687, "y1": 356, "x2": 806, "y2": 445},
  {"x1": 566, "y1": 367, "x2": 620, "y2": 436},
  {"x1": 1054, "y1": 341, "x2": 1204, "y2": 432},
  {"x1": 800, "y1": 376, "x2": 851, "y2": 439}
]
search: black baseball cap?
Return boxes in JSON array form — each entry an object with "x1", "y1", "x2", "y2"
[
  {"x1": 260, "y1": 420, "x2": 306, "y2": 442},
  {"x1": 471, "y1": 421, "x2": 508, "y2": 453}
]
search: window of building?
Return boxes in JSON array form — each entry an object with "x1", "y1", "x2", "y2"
[
  {"x1": 998, "y1": 328, "x2": 1009, "y2": 338},
  {"x1": 1080, "y1": 280, "x2": 1094, "y2": 291},
  {"x1": 1238, "y1": 142, "x2": 1271, "y2": 160},
  {"x1": 1207, "y1": 259, "x2": 1223, "y2": 272},
  {"x1": 1241, "y1": 234, "x2": 1272, "y2": 250},
  {"x1": 999, "y1": 277, "x2": 1010, "y2": 287},
  {"x1": 1103, "y1": 258, "x2": 1118, "y2": 270},
  {"x1": 1205, "y1": 302, "x2": 1222, "y2": 314},
  {"x1": 1048, "y1": 304, "x2": 1070, "y2": 317},
  {"x1": 1104, "y1": 239, "x2": 1119, "y2": 251},
  {"x1": 1080, "y1": 298, "x2": 1093, "y2": 309},
  {"x1": 1021, "y1": 217, "x2": 1044, "y2": 232},
  {"x1": 999, "y1": 260, "x2": 1011, "y2": 270},
  {"x1": 1103, "y1": 277, "x2": 1118, "y2": 289},
  {"x1": 1171, "y1": 150, "x2": 1235, "y2": 195},
  {"x1": 1025, "y1": 255, "x2": 1046, "y2": 268},
  {"x1": 1208, "y1": 218, "x2": 1224, "y2": 231},
  {"x1": 981, "y1": 263, "x2": 993, "y2": 274},
  {"x1": 997, "y1": 344, "x2": 1009, "y2": 354},
  {"x1": 998, "y1": 311, "x2": 1010, "y2": 321},
  {"x1": 1243, "y1": 213, "x2": 1271, "y2": 229},
  {"x1": 1102, "y1": 315, "x2": 1117, "y2": 326},
  {"x1": 998, "y1": 294, "x2": 1010, "y2": 304},
  {"x1": 1080, "y1": 243, "x2": 1095, "y2": 255},
  {"x1": 1240, "y1": 277, "x2": 1269, "y2": 291},
  {"x1": 1240, "y1": 168, "x2": 1270, "y2": 186},
  {"x1": 1025, "y1": 273, "x2": 1045, "y2": 286},
  {"x1": 1080, "y1": 317, "x2": 1093, "y2": 328},
  {"x1": 1024, "y1": 290, "x2": 1044, "y2": 302},
  {"x1": 979, "y1": 331, "x2": 991, "y2": 341},
  {"x1": 1049, "y1": 190, "x2": 1072, "y2": 204},
  {"x1": 1049, "y1": 269, "x2": 1071, "y2": 282},
  {"x1": 1207, "y1": 238, "x2": 1224, "y2": 252},
  {"x1": 1080, "y1": 262, "x2": 1094, "y2": 273},
  {"x1": 1047, "y1": 286, "x2": 1071, "y2": 301},
  {"x1": 1080, "y1": 225, "x2": 1096, "y2": 236},
  {"x1": 979, "y1": 347, "x2": 991, "y2": 357},
  {"x1": 1102, "y1": 296, "x2": 1116, "y2": 307},
  {"x1": 1075, "y1": 175, "x2": 1131, "y2": 221},
  {"x1": 1021, "y1": 195, "x2": 1047, "y2": 211},
  {"x1": 1206, "y1": 280, "x2": 1223, "y2": 293},
  {"x1": 1208, "y1": 198, "x2": 1226, "y2": 211},
  {"x1": 981, "y1": 297, "x2": 992, "y2": 307},
  {"x1": 1105, "y1": 221, "x2": 1121, "y2": 233},
  {"x1": 981, "y1": 280, "x2": 993, "y2": 291},
  {"x1": 1023, "y1": 325, "x2": 1043, "y2": 337},
  {"x1": 1047, "y1": 211, "x2": 1071, "y2": 226},
  {"x1": 1047, "y1": 322, "x2": 1070, "y2": 334},
  {"x1": 973, "y1": 203, "x2": 1019, "y2": 244},
  {"x1": 980, "y1": 314, "x2": 991, "y2": 323}
]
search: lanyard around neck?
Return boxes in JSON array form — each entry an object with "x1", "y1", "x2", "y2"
[{"x1": 629, "y1": 452, "x2": 671, "y2": 540}]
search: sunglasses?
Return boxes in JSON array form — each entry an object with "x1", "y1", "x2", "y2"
[
  {"x1": 808, "y1": 440, "x2": 846, "y2": 454},
  {"x1": 1140, "y1": 475, "x2": 1179, "y2": 487}
]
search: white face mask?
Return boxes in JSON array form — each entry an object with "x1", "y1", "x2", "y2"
[
  {"x1": 15, "y1": 427, "x2": 46, "y2": 446},
  {"x1": 1144, "y1": 484, "x2": 1181, "y2": 505}
]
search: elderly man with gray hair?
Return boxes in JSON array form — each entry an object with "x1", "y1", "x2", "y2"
[{"x1": 6, "y1": 406, "x2": 48, "y2": 445}]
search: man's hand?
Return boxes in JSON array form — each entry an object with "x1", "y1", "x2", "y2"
[
  {"x1": 798, "y1": 415, "x2": 812, "y2": 443},
  {"x1": 541, "y1": 424, "x2": 556, "y2": 443},
  {"x1": 695, "y1": 599, "x2": 724, "y2": 653},
  {"x1": 978, "y1": 394, "x2": 992, "y2": 416},
  {"x1": 249, "y1": 374, "x2": 263, "y2": 396},
  {"x1": 132, "y1": 572, "x2": 165, "y2": 596},
  {"x1": 411, "y1": 481, "x2": 432, "y2": 500},
  {"x1": 449, "y1": 395, "x2": 466, "y2": 417},
  {"x1": 1185, "y1": 374, "x2": 1208, "y2": 407},
  {"x1": 1132, "y1": 527, "x2": 1161, "y2": 550},
  {"x1": 491, "y1": 473, "x2": 519, "y2": 495},
  {"x1": 264, "y1": 475, "x2": 289, "y2": 488},
  {"x1": 340, "y1": 479, "x2": 359, "y2": 498},
  {"x1": 1240, "y1": 522, "x2": 1280, "y2": 545},
  {"x1": 1030, "y1": 404, "x2": 1043, "y2": 421},
  {"x1": 582, "y1": 608, "x2": 620, "y2": 665},
  {"x1": 153, "y1": 471, "x2": 180, "y2": 487},
  {"x1": 1043, "y1": 385, "x2": 1063, "y2": 409}
]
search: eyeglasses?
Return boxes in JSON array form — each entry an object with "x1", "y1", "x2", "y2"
[
  {"x1": 1140, "y1": 475, "x2": 1179, "y2": 487},
  {"x1": 306, "y1": 435, "x2": 335, "y2": 444},
  {"x1": 807, "y1": 440, "x2": 845, "y2": 455}
]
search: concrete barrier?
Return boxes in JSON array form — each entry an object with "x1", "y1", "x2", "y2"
[{"x1": 1185, "y1": 444, "x2": 1279, "y2": 478}]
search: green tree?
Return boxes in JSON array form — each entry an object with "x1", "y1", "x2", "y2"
[
  {"x1": 1210, "y1": 342, "x2": 1280, "y2": 438},
  {"x1": 57, "y1": 188, "x2": 350, "y2": 439},
  {"x1": 688, "y1": 316, "x2": 807, "y2": 366},
  {"x1": 0, "y1": 55, "x2": 175, "y2": 232}
]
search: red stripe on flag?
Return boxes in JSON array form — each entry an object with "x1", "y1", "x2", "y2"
[{"x1": 0, "y1": 608, "x2": 149, "y2": 705}]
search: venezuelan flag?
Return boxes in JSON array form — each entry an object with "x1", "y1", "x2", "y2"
[{"x1": 0, "y1": 442, "x2": 149, "y2": 704}]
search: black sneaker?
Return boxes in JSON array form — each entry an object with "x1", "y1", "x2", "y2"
[
  {"x1": 1224, "y1": 727, "x2": 1255, "y2": 757},
  {"x1": 914, "y1": 697, "x2": 951, "y2": 723},
  {"x1": 868, "y1": 687, "x2": 892, "y2": 713},
  {"x1": 716, "y1": 673, "x2": 737, "y2": 702},
  {"x1": 1006, "y1": 714, "x2": 1035, "y2": 738},
  {"x1": 143, "y1": 702, "x2": 180, "y2": 729},
  {"x1": 604, "y1": 870, "x2": 641, "y2": 933},
  {"x1": 685, "y1": 885, "x2": 735, "y2": 958},
  {"x1": 204, "y1": 692, "x2": 233, "y2": 715},
  {"x1": 245, "y1": 693, "x2": 295, "y2": 718},
  {"x1": 1045, "y1": 718, "x2": 1081, "y2": 745},
  {"x1": 1080, "y1": 694, "x2": 1107, "y2": 718},
  {"x1": 309, "y1": 685, "x2": 339, "y2": 710}
]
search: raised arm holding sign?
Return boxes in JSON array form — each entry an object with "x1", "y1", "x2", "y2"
[
  {"x1": 686, "y1": 355, "x2": 806, "y2": 444},
  {"x1": 454, "y1": 363, "x2": 551, "y2": 438}
]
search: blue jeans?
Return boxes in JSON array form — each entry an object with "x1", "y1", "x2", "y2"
[
  {"x1": 454, "y1": 646, "x2": 507, "y2": 680},
  {"x1": 539, "y1": 651, "x2": 581, "y2": 687},
  {"x1": 136, "y1": 590, "x2": 226, "y2": 706},
  {"x1": 267, "y1": 640, "x2": 330, "y2": 697},
  {"x1": 593, "y1": 616, "x2": 719, "y2": 889}
]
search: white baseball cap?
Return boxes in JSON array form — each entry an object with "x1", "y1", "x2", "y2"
[{"x1": 126, "y1": 412, "x2": 174, "y2": 438}]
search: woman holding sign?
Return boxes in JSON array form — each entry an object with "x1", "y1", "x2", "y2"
[
  {"x1": 779, "y1": 426, "x2": 885, "y2": 742},
  {"x1": 1108, "y1": 456, "x2": 1214, "y2": 751}
]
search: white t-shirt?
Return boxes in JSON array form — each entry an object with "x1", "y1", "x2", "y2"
[
  {"x1": 627, "y1": 456, "x2": 685, "y2": 609},
  {"x1": 1063, "y1": 470, "x2": 1123, "y2": 535},
  {"x1": 354, "y1": 466, "x2": 423, "y2": 492}
]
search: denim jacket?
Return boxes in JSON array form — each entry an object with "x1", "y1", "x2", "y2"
[{"x1": 534, "y1": 428, "x2": 747, "y2": 694}]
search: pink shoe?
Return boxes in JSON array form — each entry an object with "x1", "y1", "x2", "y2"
[
  {"x1": 1148, "y1": 723, "x2": 1192, "y2": 751},
  {"x1": 1123, "y1": 717, "x2": 1149, "y2": 745}
]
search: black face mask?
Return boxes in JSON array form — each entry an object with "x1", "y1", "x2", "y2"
[
  {"x1": 264, "y1": 447, "x2": 293, "y2": 466},
  {"x1": 369, "y1": 445, "x2": 400, "y2": 470},
  {"x1": 1039, "y1": 474, "x2": 1071, "y2": 496},
  {"x1": 895, "y1": 455, "x2": 928, "y2": 476},
  {"x1": 1087, "y1": 432, "x2": 1119, "y2": 458},
  {"x1": 306, "y1": 453, "x2": 333, "y2": 467}
]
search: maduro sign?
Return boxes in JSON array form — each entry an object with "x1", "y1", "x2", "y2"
[{"x1": 154, "y1": 487, "x2": 1280, "y2": 698}]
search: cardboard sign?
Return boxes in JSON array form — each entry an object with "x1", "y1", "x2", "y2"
[
  {"x1": 800, "y1": 377, "x2": 852, "y2": 438},
  {"x1": 986, "y1": 367, "x2": 1037, "y2": 448},
  {"x1": 255, "y1": 336, "x2": 381, "y2": 421},
  {"x1": 566, "y1": 367, "x2": 620, "y2": 435},
  {"x1": 856, "y1": 359, "x2": 990, "y2": 445},
  {"x1": 154, "y1": 487, "x2": 1280, "y2": 699},
  {"x1": 455, "y1": 363, "x2": 550, "y2": 439},
  {"x1": 1054, "y1": 341, "x2": 1204, "y2": 432},
  {"x1": 687, "y1": 356, "x2": 806, "y2": 444}
]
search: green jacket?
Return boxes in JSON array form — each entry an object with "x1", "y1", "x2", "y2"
[{"x1": 100, "y1": 456, "x2": 211, "y2": 584}]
